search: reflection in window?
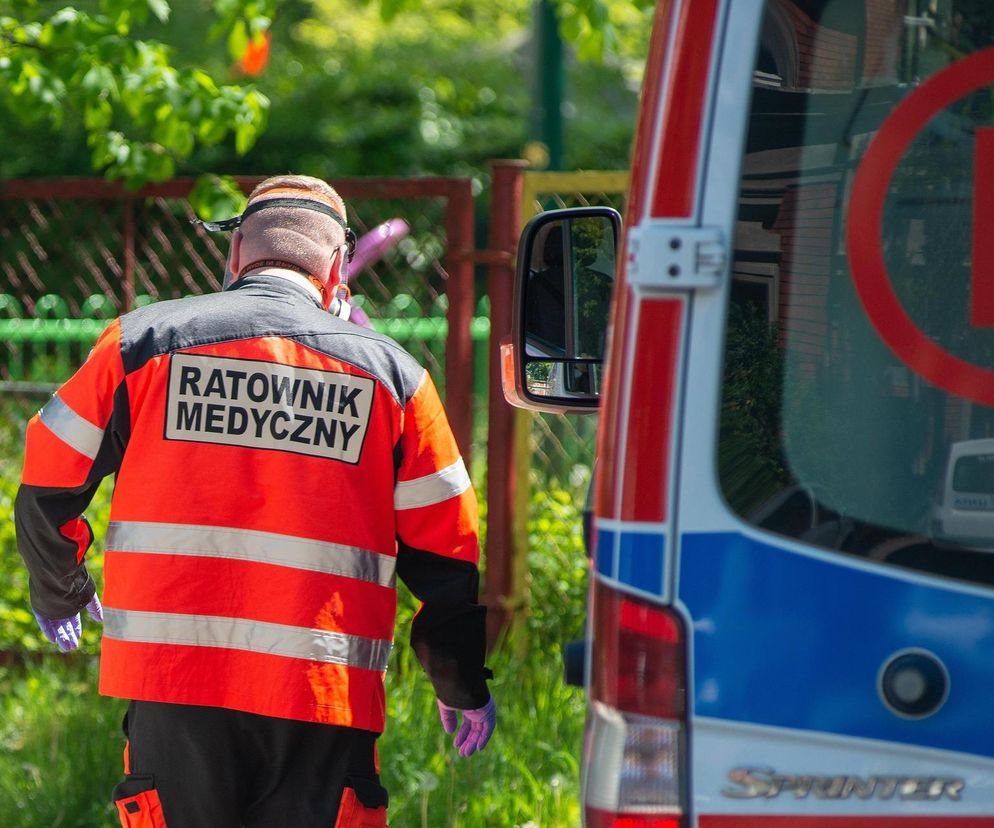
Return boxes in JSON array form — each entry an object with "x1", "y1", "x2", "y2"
[
  {"x1": 720, "y1": 0, "x2": 994, "y2": 589},
  {"x1": 953, "y1": 456, "x2": 994, "y2": 495},
  {"x1": 571, "y1": 218, "x2": 615, "y2": 360},
  {"x1": 525, "y1": 223, "x2": 567, "y2": 357}
]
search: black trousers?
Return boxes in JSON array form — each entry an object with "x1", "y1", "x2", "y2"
[{"x1": 112, "y1": 701, "x2": 387, "y2": 828}]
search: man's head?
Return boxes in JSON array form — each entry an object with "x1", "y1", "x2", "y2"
[
  {"x1": 531, "y1": 223, "x2": 564, "y2": 272},
  {"x1": 228, "y1": 174, "x2": 351, "y2": 307}
]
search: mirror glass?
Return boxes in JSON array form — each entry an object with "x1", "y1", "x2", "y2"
[
  {"x1": 523, "y1": 216, "x2": 615, "y2": 361},
  {"x1": 524, "y1": 360, "x2": 604, "y2": 398}
]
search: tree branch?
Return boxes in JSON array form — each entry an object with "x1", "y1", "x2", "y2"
[{"x1": 0, "y1": 32, "x2": 48, "y2": 52}]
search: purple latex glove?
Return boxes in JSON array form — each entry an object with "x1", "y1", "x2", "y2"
[
  {"x1": 437, "y1": 696, "x2": 496, "y2": 757},
  {"x1": 33, "y1": 595, "x2": 103, "y2": 653}
]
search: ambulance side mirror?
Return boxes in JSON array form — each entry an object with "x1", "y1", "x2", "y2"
[{"x1": 501, "y1": 207, "x2": 621, "y2": 414}]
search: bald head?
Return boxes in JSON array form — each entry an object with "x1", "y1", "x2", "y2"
[{"x1": 234, "y1": 175, "x2": 349, "y2": 285}]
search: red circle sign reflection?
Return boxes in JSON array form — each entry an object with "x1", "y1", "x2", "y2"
[{"x1": 847, "y1": 47, "x2": 994, "y2": 408}]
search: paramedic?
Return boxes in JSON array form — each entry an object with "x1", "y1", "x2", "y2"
[{"x1": 14, "y1": 174, "x2": 496, "y2": 827}]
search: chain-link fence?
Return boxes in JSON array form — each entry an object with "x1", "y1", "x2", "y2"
[
  {"x1": 0, "y1": 180, "x2": 463, "y2": 311},
  {"x1": 0, "y1": 176, "x2": 482, "y2": 459}
]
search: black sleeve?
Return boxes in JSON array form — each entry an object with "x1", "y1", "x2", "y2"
[
  {"x1": 15, "y1": 380, "x2": 130, "y2": 619},
  {"x1": 15, "y1": 484, "x2": 100, "y2": 619},
  {"x1": 395, "y1": 543, "x2": 493, "y2": 709}
]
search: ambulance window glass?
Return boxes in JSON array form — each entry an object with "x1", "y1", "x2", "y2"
[{"x1": 720, "y1": 0, "x2": 994, "y2": 587}]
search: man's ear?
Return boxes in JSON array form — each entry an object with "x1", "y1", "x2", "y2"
[
  {"x1": 228, "y1": 229, "x2": 243, "y2": 279},
  {"x1": 327, "y1": 244, "x2": 347, "y2": 290}
]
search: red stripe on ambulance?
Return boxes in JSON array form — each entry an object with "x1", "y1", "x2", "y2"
[
  {"x1": 626, "y1": 0, "x2": 678, "y2": 227},
  {"x1": 650, "y1": 0, "x2": 721, "y2": 219},
  {"x1": 620, "y1": 299, "x2": 684, "y2": 523},
  {"x1": 596, "y1": 283, "x2": 634, "y2": 521}
]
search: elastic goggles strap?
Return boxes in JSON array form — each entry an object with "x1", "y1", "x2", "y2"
[{"x1": 191, "y1": 197, "x2": 357, "y2": 261}]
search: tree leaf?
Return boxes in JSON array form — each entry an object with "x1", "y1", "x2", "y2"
[
  {"x1": 227, "y1": 18, "x2": 248, "y2": 62},
  {"x1": 189, "y1": 173, "x2": 247, "y2": 221},
  {"x1": 83, "y1": 98, "x2": 113, "y2": 130},
  {"x1": 147, "y1": 0, "x2": 170, "y2": 24},
  {"x1": 234, "y1": 120, "x2": 256, "y2": 155}
]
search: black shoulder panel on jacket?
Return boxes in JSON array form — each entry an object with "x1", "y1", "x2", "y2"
[{"x1": 117, "y1": 277, "x2": 426, "y2": 405}]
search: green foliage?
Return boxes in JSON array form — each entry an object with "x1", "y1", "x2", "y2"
[
  {"x1": 554, "y1": 0, "x2": 654, "y2": 63},
  {"x1": 212, "y1": 0, "x2": 275, "y2": 60},
  {"x1": 525, "y1": 486, "x2": 589, "y2": 646},
  {"x1": 320, "y1": 0, "x2": 650, "y2": 65},
  {"x1": 526, "y1": 359, "x2": 552, "y2": 386},
  {"x1": 0, "y1": 0, "x2": 646, "y2": 186},
  {"x1": 384, "y1": 587, "x2": 584, "y2": 826},
  {"x1": 528, "y1": 412, "x2": 598, "y2": 504},
  {"x1": 337, "y1": 482, "x2": 588, "y2": 825},
  {"x1": 718, "y1": 301, "x2": 787, "y2": 515},
  {"x1": 0, "y1": 659, "x2": 125, "y2": 828},
  {"x1": 0, "y1": 0, "x2": 271, "y2": 187},
  {"x1": 256, "y1": 0, "x2": 645, "y2": 179},
  {"x1": 0, "y1": 642, "x2": 583, "y2": 828},
  {"x1": 233, "y1": 0, "x2": 532, "y2": 179},
  {"x1": 187, "y1": 171, "x2": 247, "y2": 220}
]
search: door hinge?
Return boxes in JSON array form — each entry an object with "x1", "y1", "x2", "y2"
[{"x1": 626, "y1": 223, "x2": 727, "y2": 289}]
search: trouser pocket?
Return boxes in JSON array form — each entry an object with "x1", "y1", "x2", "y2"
[
  {"x1": 113, "y1": 775, "x2": 168, "y2": 828},
  {"x1": 333, "y1": 776, "x2": 388, "y2": 828}
]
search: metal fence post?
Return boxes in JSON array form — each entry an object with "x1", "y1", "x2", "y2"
[
  {"x1": 443, "y1": 180, "x2": 476, "y2": 462},
  {"x1": 484, "y1": 160, "x2": 527, "y2": 648}
]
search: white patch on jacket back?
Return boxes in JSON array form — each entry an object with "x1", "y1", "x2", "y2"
[{"x1": 165, "y1": 353, "x2": 374, "y2": 464}]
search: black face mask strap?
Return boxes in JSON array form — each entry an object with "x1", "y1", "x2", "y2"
[
  {"x1": 191, "y1": 197, "x2": 357, "y2": 261},
  {"x1": 194, "y1": 215, "x2": 242, "y2": 232}
]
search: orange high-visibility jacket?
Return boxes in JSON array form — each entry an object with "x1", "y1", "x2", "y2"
[{"x1": 15, "y1": 276, "x2": 490, "y2": 731}]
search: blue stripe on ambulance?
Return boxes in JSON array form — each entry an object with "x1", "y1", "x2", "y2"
[
  {"x1": 595, "y1": 525, "x2": 666, "y2": 595},
  {"x1": 679, "y1": 531, "x2": 994, "y2": 759}
]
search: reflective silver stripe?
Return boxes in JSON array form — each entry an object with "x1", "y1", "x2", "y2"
[
  {"x1": 38, "y1": 393, "x2": 105, "y2": 460},
  {"x1": 394, "y1": 458, "x2": 472, "y2": 510},
  {"x1": 103, "y1": 608, "x2": 392, "y2": 671},
  {"x1": 106, "y1": 521, "x2": 395, "y2": 588}
]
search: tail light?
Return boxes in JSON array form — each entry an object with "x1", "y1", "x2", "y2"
[
  {"x1": 583, "y1": 578, "x2": 688, "y2": 827},
  {"x1": 586, "y1": 810, "x2": 682, "y2": 828}
]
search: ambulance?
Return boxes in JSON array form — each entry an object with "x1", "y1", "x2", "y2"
[{"x1": 501, "y1": 0, "x2": 994, "y2": 825}]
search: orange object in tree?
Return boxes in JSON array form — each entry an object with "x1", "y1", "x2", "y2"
[{"x1": 240, "y1": 32, "x2": 271, "y2": 76}]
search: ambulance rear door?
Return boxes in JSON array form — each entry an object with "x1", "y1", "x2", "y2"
[{"x1": 677, "y1": 0, "x2": 994, "y2": 824}]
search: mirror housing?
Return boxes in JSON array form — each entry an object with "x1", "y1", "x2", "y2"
[{"x1": 501, "y1": 206, "x2": 622, "y2": 414}]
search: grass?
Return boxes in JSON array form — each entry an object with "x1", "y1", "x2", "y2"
[
  {"x1": 0, "y1": 659, "x2": 125, "y2": 828},
  {"x1": 381, "y1": 602, "x2": 584, "y2": 827},
  {"x1": 0, "y1": 635, "x2": 584, "y2": 827}
]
